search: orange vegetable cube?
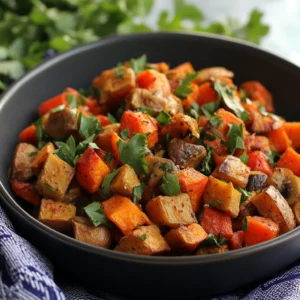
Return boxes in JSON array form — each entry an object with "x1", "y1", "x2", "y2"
[
  {"x1": 230, "y1": 231, "x2": 245, "y2": 250},
  {"x1": 268, "y1": 126, "x2": 291, "y2": 153},
  {"x1": 283, "y1": 122, "x2": 300, "y2": 150},
  {"x1": 246, "y1": 151, "x2": 273, "y2": 176},
  {"x1": 11, "y1": 181, "x2": 41, "y2": 205},
  {"x1": 18, "y1": 125, "x2": 37, "y2": 145},
  {"x1": 31, "y1": 142, "x2": 55, "y2": 174},
  {"x1": 277, "y1": 147, "x2": 300, "y2": 176}
]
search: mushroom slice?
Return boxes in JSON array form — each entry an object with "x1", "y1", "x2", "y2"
[{"x1": 193, "y1": 67, "x2": 234, "y2": 85}]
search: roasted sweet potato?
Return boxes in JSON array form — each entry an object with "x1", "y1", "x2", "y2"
[
  {"x1": 251, "y1": 186, "x2": 296, "y2": 233},
  {"x1": 94, "y1": 123, "x2": 120, "y2": 153},
  {"x1": 18, "y1": 125, "x2": 37, "y2": 145},
  {"x1": 38, "y1": 199, "x2": 76, "y2": 232},
  {"x1": 146, "y1": 194, "x2": 197, "y2": 228},
  {"x1": 36, "y1": 154, "x2": 75, "y2": 200},
  {"x1": 31, "y1": 142, "x2": 55, "y2": 175},
  {"x1": 164, "y1": 224, "x2": 208, "y2": 253},
  {"x1": 72, "y1": 216, "x2": 112, "y2": 248},
  {"x1": 203, "y1": 176, "x2": 241, "y2": 218},
  {"x1": 11, "y1": 143, "x2": 38, "y2": 182},
  {"x1": 246, "y1": 151, "x2": 273, "y2": 176},
  {"x1": 11, "y1": 181, "x2": 41, "y2": 205},
  {"x1": 212, "y1": 155, "x2": 250, "y2": 189},
  {"x1": 115, "y1": 225, "x2": 170, "y2": 255},
  {"x1": 110, "y1": 164, "x2": 140, "y2": 197},
  {"x1": 277, "y1": 147, "x2": 300, "y2": 176},
  {"x1": 196, "y1": 82, "x2": 218, "y2": 106},
  {"x1": 230, "y1": 231, "x2": 245, "y2": 250},
  {"x1": 268, "y1": 126, "x2": 291, "y2": 153},
  {"x1": 103, "y1": 195, "x2": 151, "y2": 235},
  {"x1": 76, "y1": 148, "x2": 110, "y2": 193},
  {"x1": 284, "y1": 122, "x2": 300, "y2": 150}
]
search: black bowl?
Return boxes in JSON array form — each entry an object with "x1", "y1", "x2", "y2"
[{"x1": 1, "y1": 33, "x2": 300, "y2": 299}]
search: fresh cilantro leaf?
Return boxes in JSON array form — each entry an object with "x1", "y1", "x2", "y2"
[
  {"x1": 79, "y1": 114, "x2": 103, "y2": 139},
  {"x1": 44, "y1": 183, "x2": 55, "y2": 193},
  {"x1": 54, "y1": 135, "x2": 77, "y2": 166},
  {"x1": 239, "y1": 152, "x2": 249, "y2": 164},
  {"x1": 137, "y1": 106, "x2": 155, "y2": 117},
  {"x1": 257, "y1": 103, "x2": 280, "y2": 121},
  {"x1": 84, "y1": 202, "x2": 112, "y2": 227},
  {"x1": 203, "y1": 133, "x2": 216, "y2": 141},
  {"x1": 117, "y1": 133, "x2": 149, "y2": 174},
  {"x1": 101, "y1": 169, "x2": 120, "y2": 198},
  {"x1": 209, "y1": 200, "x2": 223, "y2": 208},
  {"x1": 226, "y1": 123, "x2": 245, "y2": 154},
  {"x1": 209, "y1": 115, "x2": 223, "y2": 128},
  {"x1": 133, "y1": 183, "x2": 146, "y2": 204},
  {"x1": 140, "y1": 233, "x2": 147, "y2": 241},
  {"x1": 75, "y1": 134, "x2": 99, "y2": 157},
  {"x1": 66, "y1": 93, "x2": 78, "y2": 109},
  {"x1": 107, "y1": 113, "x2": 117, "y2": 124},
  {"x1": 201, "y1": 102, "x2": 219, "y2": 118},
  {"x1": 198, "y1": 146, "x2": 215, "y2": 176},
  {"x1": 210, "y1": 128, "x2": 223, "y2": 140},
  {"x1": 174, "y1": 72, "x2": 197, "y2": 99},
  {"x1": 28, "y1": 151, "x2": 38, "y2": 157},
  {"x1": 160, "y1": 163, "x2": 176, "y2": 172},
  {"x1": 115, "y1": 62, "x2": 125, "y2": 78},
  {"x1": 185, "y1": 102, "x2": 200, "y2": 121},
  {"x1": 160, "y1": 172, "x2": 181, "y2": 196},
  {"x1": 156, "y1": 110, "x2": 171, "y2": 125},
  {"x1": 238, "y1": 187, "x2": 252, "y2": 204},
  {"x1": 104, "y1": 152, "x2": 113, "y2": 164},
  {"x1": 267, "y1": 149, "x2": 281, "y2": 167},
  {"x1": 204, "y1": 232, "x2": 228, "y2": 248},
  {"x1": 130, "y1": 54, "x2": 147, "y2": 74},
  {"x1": 242, "y1": 218, "x2": 248, "y2": 231},
  {"x1": 116, "y1": 103, "x2": 126, "y2": 122},
  {"x1": 120, "y1": 128, "x2": 129, "y2": 139},
  {"x1": 35, "y1": 117, "x2": 47, "y2": 149}
]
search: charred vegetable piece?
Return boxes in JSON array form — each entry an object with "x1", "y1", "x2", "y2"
[
  {"x1": 251, "y1": 186, "x2": 296, "y2": 233},
  {"x1": 38, "y1": 199, "x2": 76, "y2": 232},
  {"x1": 36, "y1": 153, "x2": 75, "y2": 200},
  {"x1": 212, "y1": 155, "x2": 250, "y2": 189},
  {"x1": 11, "y1": 143, "x2": 38, "y2": 182},
  {"x1": 246, "y1": 171, "x2": 268, "y2": 191},
  {"x1": 31, "y1": 142, "x2": 55, "y2": 175},
  {"x1": 168, "y1": 138, "x2": 207, "y2": 168},
  {"x1": 11, "y1": 181, "x2": 41, "y2": 205},
  {"x1": 44, "y1": 107, "x2": 78, "y2": 140},
  {"x1": 115, "y1": 225, "x2": 170, "y2": 255},
  {"x1": 110, "y1": 164, "x2": 141, "y2": 198},
  {"x1": 164, "y1": 224, "x2": 208, "y2": 253},
  {"x1": 194, "y1": 67, "x2": 234, "y2": 85},
  {"x1": 102, "y1": 195, "x2": 151, "y2": 235},
  {"x1": 203, "y1": 176, "x2": 241, "y2": 218},
  {"x1": 146, "y1": 194, "x2": 197, "y2": 228},
  {"x1": 72, "y1": 216, "x2": 113, "y2": 248}
]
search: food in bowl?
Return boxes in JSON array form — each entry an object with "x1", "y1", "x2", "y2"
[{"x1": 9, "y1": 54, "x2": 300, "y2": 256}]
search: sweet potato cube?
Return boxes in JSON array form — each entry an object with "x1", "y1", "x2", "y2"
[
  {"x1": 94, "y1": 123, "x2": 120, "y2": 152},
  {"x1": 164, "y1": 223, "x2": 208, "y2": 253},
  {"x1": 31, "y1": 142, "x2": 55, "y2": 174},
  {"x1": 11, "y1": 181, "x2": 41, "y2": 205},
  {"x1": 212, "y1": 155, "x2": 250, "y2": 188},
  {"x1": 146, "y1": 194, "x2": 197, "y2": 228},
  {"x1": 11, "y1": 143, "x2": 37, "y2": 182},
  {"x1": 36, "y1": 154, "x2": 75, "y2": 200},
  {"x1": 251, "y1": 186, "x2": 296, "y2": 233},
  {"x1": 102, "y1": 195, "x2": 151, "y2": 235},
  {"x1": 203, "y1": 176, "x2": 241, "y2": 218},
  {"x1": 38, "y1": 199, "x2": 76, "y2": 232},
  {"x1": 177, "y1": 168, "x2": 208, "y2": 213},
  {"x1": 72, "y1": 216, "x2": 113, "y2": 248},
  {"x1": 115, "y1": 225, "x2": 170, "y2": 255},
  {"x1": 76, "y1": 148, "x2": 110, "y2": 193},
  {"x1": 110, "y1": 164, "x2": 140, "y2": 197}
]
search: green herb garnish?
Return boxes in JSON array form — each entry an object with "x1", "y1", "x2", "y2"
[
  {"x1": 238, "y1": 187, "x2": 252, "y2": 204},
  {"x1": 130, "y1": 54, "x2": 147, "y2": 74},
  {"x1": 239, "y1": 152, "x2": 249, "y2": 164},
  {"x1": 198, "y1": 146, "x2": 215, "y2": 176},
  {"x1": 174, "y1": 72, "x2": 197, "y2": 99},
  {"x1": 66, "y1": 94, "x2": 78, "y2": 109},
  {"x1": 101, "y1": 169, "x2": 120, "y2": 198},
  {"x1": 140, "y1": 233, "x2": 147, "y2": 241},
  {"x1": 160, "y1": 163, "x2": 176, "y2": 172},
  {"x1": 160, "y1": 172, "x2": 181, "y2": 196},
  {"x1": 84, "y1": 202, "x2": 112, "y2": 227},
  {"x1": 79, "y1": 114, "x2": 103, "y2": 139},
  {"x1": 267, "y1": 149, "x2": 281, "y2": 167},
  {"x1": 107, "y1": 113, "x2": 117, "y2": 124},
  {"x1": 242, "y1": 218, "x2": 248, "y2": 231},
  {"x1": 209, "y1": 200, "x2": 223, "y2": 208},
  {"x1": 156, "y1": 110, "x2": 171, "y2": 125},
  {"x1": 120, "y1": 128, "x2": 129, "y2": 140},
  {"x1": 226, "y1": 123, "x2": 245, "y2": 154},
  {"x1": 115, "y1": 62, "x2": 125, "y2": 78},
  {"x1": 44, "y1": 183, "x2": 55, "y2": 193},
  {"x1": 133, "y1": 183, "x2": 146, "y2": 204},
  {"x1": 28, "y1": 151, "x2": 38, "y2": 157},
  {"x1": 137, "y1": 106, "x2": 155, "y2": 117},
  {"x1": 104, "y1": 152, "x2": 113, "y2": 164}
]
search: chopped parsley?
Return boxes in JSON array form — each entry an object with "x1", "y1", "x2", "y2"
[
  {"x1": 203, "y1": 232, "x2": 228, "y2": 248},
  {"x1": 107, "y1": 113, "x2": 117, "y2": 124},
  {"x1": 84, "y1": 202, "x2": 112, "y2": 227},
  {"x1": 133, "y1": 183, "x2": 146, "y2": 204},
  {"x1": 140, "y1": 233, "x2": 147, "y2": 241},
  {"x1": 130, "y1": 54, "x2": 147, "y2": 74},
  {"x1": 104, "y1": 152, "x2": 114, "y2": 164},
  {"x1": 115, "y1": 62, "x2": 125, "y2": 78},
  {"x1": 66, "y1": 94, "x2": 78, "y2": 109},
  {"x1": 238, "y1": 187, "x2": 252, "y2": 204},
  {"x1": 156, "y1": 110, "x2": 171, "y2": 125},
  {"x1": 44, "y1": 183, "x2": 55, "y2": 193},
  {"x1": 160, "y1": 172, "x2": 181, "y2": 196},
  {"x1": 201, "y1": 101, "x2": 219, "y2": 118},
  {"x1": 198, "y1": 146, "x2": 215, "y2": 176},
  {"x1": 174, "y1": 72, "x2": 197, "y2": 99},
  {"x1": 79, "y1": 114, "x2": 103, "y2": 139},
  {"x1": 185, "y1": 102, "x2": 200, "y2": 121},
  {"x1": 226, "y1": 123, "x2": 245, "y2": 154},
  {"x1": 28, "y1": 151, "x2": 38, "y2": 157},
  {"x1": 137, "y1": 106, "x2": 155, "y2": 117},
  {"x1": 209, "y1": 200, "x2": 223, "y2": 208},
  {"x1": 101, "y1": 169, "x2": 120, "y2": 198},
  {"x1": 208, "y1": 115, "x2": 222, "y2": 128},
  {"x1": 35, "y1": 117, "x2": 47, "y2": 149},
  {"x1": 239, "y1": 152, "x2": 249, "y2": 164},
  {"x1": 267, "y1": 149, "x2": 281, "y2": 167},
  {"x1": 120, "y1": 128, "x2": 129, "y2": 139},
  {"x1": 160, "y1": 163, "x2": 176, "y2": 172},
  {"x1": 242, "y1": 218, "x2": 248, "y2": 231}
]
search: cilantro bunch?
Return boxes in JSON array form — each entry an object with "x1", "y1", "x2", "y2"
[{"x1": 0, "y1": 0, "x2": 269, "y2": 90}]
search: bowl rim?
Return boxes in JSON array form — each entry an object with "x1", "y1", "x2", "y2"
[{"x1": 1, "y1": 31, "x2": 300, "y2": 265}]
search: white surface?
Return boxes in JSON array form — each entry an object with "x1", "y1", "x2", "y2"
[{"x1": 151, "y1": 0, "x2": 300, "y2": 65}]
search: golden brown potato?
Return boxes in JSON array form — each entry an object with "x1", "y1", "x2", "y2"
[
  {"x1": 36, "y1": 154, "x2": 75, "y2": 200},
  {"x1": 110, "y1": 164, "x2": 140, "y2": 197},
  {"x1": 203, "y1": 176, "x2": 241, "y2": 218},
  {"x1": 164, "y1": 224, "x2": 208, "y2": 254},
  {"x1": 292, "y1": 201, "x2": 300, "y2": 225},
  {"x1": 72, "y1": 216, "x2": 113, "y2": 248},
  {"x1": 11, "y1": 143, "x2": 38, "y2": 182},
  {"x1": 31, "y1": 142, "x2": 55, "y2": 175},
  {"x1": 212, "y1": 155, "x2": 250, "y2": 188},
  {"x1": 63, "y1": 187, "x2": 82, "y2": 203},
  {"x1": 44, "y1": 107, "x2": 78, "y2": 140},
  {"x1": 196, "y1": 244, "x2": 229, "y2": 255},
  {"x1": 251, "y1": 186, "x2": 296, "y2": 233},
  {"x1": 193, "y1": 67, "x2": 234, "y2": 85},
  {"x1": 38, "y1": 199, "x2": 76, "y2": 232},
  {"x1": 94, "y1": 123, "x2": 120, "y2": 152},
  {"x1": 268, "y1": 168, "x2": 300, "y2": 206},
  {"x1": 114, "y1": 225, "x2": 170, "y2": 255},
  {"x1": 146, "y1": 194, "x2": 197, "y2": 228}
]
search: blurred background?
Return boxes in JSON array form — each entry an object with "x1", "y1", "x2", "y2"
[{"x1": 1, "y1": 0, "x2": 299, "y2": 91}]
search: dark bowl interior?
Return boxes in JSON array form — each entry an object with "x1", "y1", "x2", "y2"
[{"x1": 1, "y1": 32, "x2": 300, "y2": 299}]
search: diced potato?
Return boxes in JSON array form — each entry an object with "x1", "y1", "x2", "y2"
[
  {"x1": 146, "y1": 194, "x2": 197, "y2": 228},
  {"x1": 31, "y1": 142, "x2": 55, "y2": 175},
  {"x1": 11, "y1": 143, "x2": 37, "y2": 182},
  {"x1": 115, "y1": 225, "x2": 170, "y2": 255},
  {"x1": 94, "y1": 123, "x2": 120, "y2": 152},
  {"x1": 38, "y1": 199, "x2": 76, "y2": 232},
  {"x1": 292, "y1": 201, "x2": 300, "y2": 225},
  {"x1": 196, "y1": 244, "x2": 229, "y2": 255},
  {"x1": 251, "y1": 186, "x2": 296, "y2": 233},
  {"x1": 63, "y1": 187, "x2": 81, "y2": 203},
  {"x1": 36, "y1": 154, "x2": 75, "y2": 200},
  {"x1": 212, "y1": 155, "x2": 250, "y2": 188},
  {"x1": 203, "y1": 176, "x2": 241, "y2": 218},
  {"x1": 72, "y1": 216, "x2": 112, "y2": 248},
  {"x1": 110, "y1": 164, "x2": 140, "y2": 197},
  {"x1": 44, "y1": 107, "x2": 78, "y2": 140},
  {"x1": 164, "y1": 224, "x2": 208, "y2": 253}
]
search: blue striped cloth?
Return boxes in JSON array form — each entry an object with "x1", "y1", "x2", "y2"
[{"x1": 0, "y1": 205, "x2": 299, "y2": 300}]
